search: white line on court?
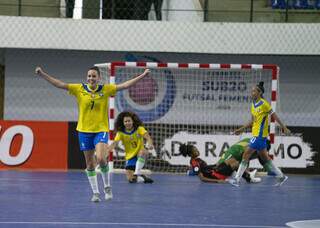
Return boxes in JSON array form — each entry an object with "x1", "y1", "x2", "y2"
[
  {"x1": 286, "y1": 219, "x2": 320, "y2": 228},
  {"x1": 0, "y1": 221, "x2": 286, "y2": 228}
]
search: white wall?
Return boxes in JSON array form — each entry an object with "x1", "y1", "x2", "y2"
[{"x1": 0, "y1": 16, "x2": 319, "y2": 55}]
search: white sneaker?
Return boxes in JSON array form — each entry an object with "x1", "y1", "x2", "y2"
[
  {"x1": 91, "y1": 193, "x2": 101, "y2": 203},
  {"x1": 227, "y1": 177, "x2": 240, "y2": 187},
  {"x1": 104, "y1": 186, "x2": 113, "y2": 200},
  {"x1": 249, "y1": 169, "x2": 262, "y2": 183},
  {"x1": 275, "y1": 175, "x2": 288, "y2": 186}
]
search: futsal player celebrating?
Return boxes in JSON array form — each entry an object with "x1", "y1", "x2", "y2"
[
  {"x1": 228, "y1": 81, "x2": 291, "y2": 187},
  {"x1": 35, "y1": 66, "x2": 150, "y2": 202},
  {"x1": 107, "y1": 111, "x2": 154, "y2": 184}
]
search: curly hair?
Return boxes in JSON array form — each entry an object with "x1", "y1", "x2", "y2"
[
  {"x1": 115, "y1": 111, "x2": 144, "y2": 132},
  {"x1": 179, "y1": 144, "x2": 195, "y2": 157}
]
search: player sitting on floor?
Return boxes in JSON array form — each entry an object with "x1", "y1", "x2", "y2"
[
  {"x1": 179, "y1": 138, "x2": 268, "y2": 183},
  {"x1": 107, "y1": 111, "x2": 154, "y2": 184}
]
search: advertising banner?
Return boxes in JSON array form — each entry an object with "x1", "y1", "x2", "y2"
[
  {"x1": 160, "y1": 132, "x2": 314, "y2": 168},
  {"x1": 0, "y1": 120, "x2": 68, "y2": 170}
]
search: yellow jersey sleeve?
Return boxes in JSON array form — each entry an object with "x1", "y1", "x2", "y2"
[
  {"x1": 262, "y1": 100, "x2": 272, "y2": 114},
  {"x1": 68, "y1": 83, "x2": 81, "y2": 96},
  {"x1": 137, "y1": 126, "x2": 147, "y2": 137},
  {"x1": 104, "y1": 84, "x2": 117, "y2": 97}
]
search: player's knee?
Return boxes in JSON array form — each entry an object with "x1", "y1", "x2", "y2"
[
  {"x1": 96, "y1": 155, "x2": 106, "y2": 165},
  {"x1": 86, "y1": 163, "x2": 95, "y2": 171},
  {"x1": 243, "y1": 151, "x2": 253, "y2": 161},
  {"x1": 138, "y1": 150, "x2": 148, "y2": 158},
  {"x1": 258, "y1": 156, "x2": 268, "y2": 166}
]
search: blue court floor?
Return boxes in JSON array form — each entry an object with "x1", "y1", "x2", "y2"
[{"x1": 0, "y1": 170, "x2": 319, "y2": 228}]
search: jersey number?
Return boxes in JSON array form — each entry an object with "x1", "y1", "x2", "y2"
[
  {"x1": 90, "y1": 101, "x2": 95, "y2": 110},
  {"x1": 131, "y1": 141, "x2": 137, "y2": 148}
]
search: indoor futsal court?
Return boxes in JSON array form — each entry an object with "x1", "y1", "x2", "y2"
[
  {"x1": 0, "y1": 170, "x2": 319, "y2": 228},
  {"x1": 1, "y1": 1, "x2": 320, "y2": 228}
]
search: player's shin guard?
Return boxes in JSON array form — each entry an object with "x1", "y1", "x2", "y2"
[
  {"x1": 263, "y1": 160, "x2": 283, "y2": 177},
  {"x1": 100, "y1": 165, "x2": 110, "y2": 188},
  {"x1": 86, "y1": 169, "x2": 99, "y2": 194},
  {"x1": 134, "y1": 156, "x2": 145, "y2": 175},
  {"x1": 235, "y1": 160, "x2": 248, "y2": 182}
]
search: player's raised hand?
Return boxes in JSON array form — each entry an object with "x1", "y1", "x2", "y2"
[
  {"x1": 35, "y1": 66, "x2": 44, "y2": 76},
  {"x1": 282, "y1": 126, "x2": 291, "y2": 135},
  {"x1": 233, "y1": 128, "x2": 243, "y2": 135},
  {"x1": 143, "y1": 68, "x2": 150, "y2": 75},
  {"x1": 146, "y1": 143, "x2": 154, "y2": 151}
]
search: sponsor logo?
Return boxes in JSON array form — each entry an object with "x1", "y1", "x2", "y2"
[
  {"x1": 0, "y1": 125, "x2": 34, "y2": 165},
  {"x1": 116, "y1": 54, "x2": 176, "y2": 122},
  {"x1": 0, "y1": 121, "x2": 68, "y2": 170},
  {"x1": 161, "y1": 132, "x2": 314, "y2": 168}
]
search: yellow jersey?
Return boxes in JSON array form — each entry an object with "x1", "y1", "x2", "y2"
[
  {"x1": 68, "y1": 83, "x2": 116, "y2": 132},
  {"x1": 251, "y1": 98, "x2": 273, "y2": 137},
  {"x1": 114, "y1": 126, "x2": 147, "y2": 160}
]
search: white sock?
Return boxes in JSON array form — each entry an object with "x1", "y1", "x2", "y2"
[
  {"x1": 134, "y1": 157, "x2": 145, "y2": 175},
  {"x1": 100, "y1": 165, "x2": 110, "y2": 188},
  {"x1": 86, "y1": 169, "x2": 99, "y2": 194},
  {"x1": 235, "y1": 160, "x2": 248, "y2": 181}
]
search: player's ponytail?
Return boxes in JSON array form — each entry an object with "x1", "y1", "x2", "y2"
[{"x1": 256, "y1": 81, "x2": 265, "y2": 96}]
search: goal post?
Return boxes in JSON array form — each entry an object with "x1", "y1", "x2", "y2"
[{"x1": 95, "y1": 61, "x2": 279, "y2": 173}]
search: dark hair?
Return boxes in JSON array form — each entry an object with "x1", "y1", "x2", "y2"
[
  {"x1": 89, "y1": 66, "x2": 100, "y2": 76},
  {"x1": 115, "y1": 111, "x2": 144, "y2": 132},
  {"x1": 256, "y1": 81, "x2": 265, "y2": 94},
  {"x1": 179, "y1": 144, "x2": 194, "y2": 157}
]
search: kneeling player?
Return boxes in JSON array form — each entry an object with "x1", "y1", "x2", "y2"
[{"x1": 107, "y1": 111, "x2": 154, "y2": 184}]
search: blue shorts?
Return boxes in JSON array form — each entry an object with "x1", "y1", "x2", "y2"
[
  {"x1": 249, "y1": 137, "x2": 268, "y2": 152},
  {"x1": 125, "y1": 156, "x2": 137, "y2": 170},
  {"x1": 78, "y1": 132, "x2": 109, "y2": 151}
]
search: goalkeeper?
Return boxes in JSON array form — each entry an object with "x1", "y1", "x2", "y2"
[
  {"x1": 179, "y1": 138, "x2": 267, "y2": 183},
  {"x1": 107, "y1": 111, "x2": 154, "y2": 184}
]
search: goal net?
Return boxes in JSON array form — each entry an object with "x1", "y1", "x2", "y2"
[{"x1": 95, "y1": 62, "x2": 279, "y2": 173}]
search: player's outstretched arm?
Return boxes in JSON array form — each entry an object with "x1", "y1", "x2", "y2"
[
  {"x1": 116, "y1": 69, "x2": 150, "y2": 91},
  {"x1": 271, "y1": 112, "x2": 291, "y2": 135},
  {"x1": 233, "y1": 117, "x2": 253, "y2": 135},
  {"x1": 35, "y1": 66, "x2": 68, "y2": 90},
  {"x1": 106, "y1": 141, "x2": 119, "y2": 154}
]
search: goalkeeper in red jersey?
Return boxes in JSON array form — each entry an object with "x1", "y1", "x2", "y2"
[{"x1": 179, "y1": 138, "x2": 266, "y2": 183}]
